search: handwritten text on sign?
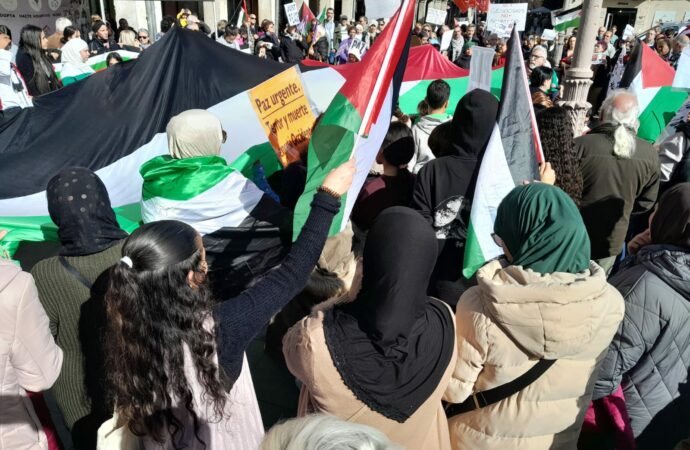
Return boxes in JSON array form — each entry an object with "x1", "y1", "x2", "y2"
[
  {"x1": 486, "y1": 3, "x2": 528, "y2": 37},
  {"x1": 248, "y1": 66, "x2": 316, "y2": 167}
]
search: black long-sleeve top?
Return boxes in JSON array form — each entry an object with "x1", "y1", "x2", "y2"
[{"x1": 214, "y1": 191, "x2": 340, "y2": 382}]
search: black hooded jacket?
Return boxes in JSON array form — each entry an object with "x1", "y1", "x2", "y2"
[{"x1": 410, "y1": 90, "x2": 499, "y2": 306}]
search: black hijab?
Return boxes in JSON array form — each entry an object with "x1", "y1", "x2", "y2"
[
  {"x1": 47, "y1": 167, "x2": 127, "y2": 256},
  {"x1": 323, "y1": 207, "x2": 455, "y2": 422},
  {"x1": 651, "y1": 182, "x2": 690, "y2": 248},
  {"x1": 450, "y1": 89, "x2": 499, "y2": 157}
]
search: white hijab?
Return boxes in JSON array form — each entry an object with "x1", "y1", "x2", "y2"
[
  {"x1": 61, "y1": 39, "x2": 94, "y2": 75},
  {"x1": 166, "y1": 109, "x2": 224, "y2": 159}
]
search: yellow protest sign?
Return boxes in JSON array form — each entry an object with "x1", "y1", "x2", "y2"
[{"x1": 248, "y1": 66, "x2": 316, "y2": 168}]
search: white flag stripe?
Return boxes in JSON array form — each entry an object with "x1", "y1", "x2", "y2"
[
  {"x1": 469, "y1": 124, "x2": 516, "y2": 261},
  {"x1": 141, "y1": 171, "x2": 264, "y2": 235}
]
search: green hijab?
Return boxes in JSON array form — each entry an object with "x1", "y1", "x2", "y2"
[{"x1": 494, "y1": 183, "x2": 590, "y2": 274}]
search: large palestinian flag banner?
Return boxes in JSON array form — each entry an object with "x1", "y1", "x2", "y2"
[
  {"x1": 463, "y1": 26, "x2": 543, "y2": 278},
  {"x1": 0, "y1": 28, "x2": 346, "y2": 257},
  {"x1": 619, "y1": 42, "x2": 689, "y2": 143},
  {"x1": 293, "y1": 0, "x2": 415, "y2": 238},
  {"x1": 304, "y1": 45, "x2": 505, "y2": 116}
]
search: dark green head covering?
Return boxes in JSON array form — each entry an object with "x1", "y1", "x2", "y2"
[
  {"x1": 494, "y1": 183, "x2": 590, "y2": 274},
  {"x1": 462, "y1": 41, "x2": 476, "y2": 52}
]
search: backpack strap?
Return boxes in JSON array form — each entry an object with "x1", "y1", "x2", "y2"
[
  {"x1": 445, "y1": 359, "x2": 556, "y2": 418},
  {"x1": 58, "y1": 256, "x2": 93, "y2": 290}
]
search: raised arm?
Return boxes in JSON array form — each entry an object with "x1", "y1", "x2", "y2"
[{"x1": 215, "y1": 160, "x2": 355, "y2": 378}]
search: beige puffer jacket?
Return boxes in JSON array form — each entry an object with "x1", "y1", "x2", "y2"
[
  {"x1": 0, "y1": 260, "x2": 63, "y2": 450},
  {"x1": 444, "y1": 260, "x2": 624, "y2": 450}
]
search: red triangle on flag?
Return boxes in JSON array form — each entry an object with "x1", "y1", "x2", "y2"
[{"x1": 640, "y1": 43, "x2": 676, "y2": 88}]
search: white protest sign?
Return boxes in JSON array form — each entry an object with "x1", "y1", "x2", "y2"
[
  {"x1": 468, "y1": 46, "x2": 495, "y2": 93},
  {"x1": 541, "y1": 29, "x2": 557, "y2": 41},
  {"x1": 426, "y1": 7, "x2": 447, "y2": 25},
  {"x1": 441, "y1": 29, "x2": 453, "y2": 51},
  {"x1": 364, "y1": 0, "x2": 400, "y2": 19},
  {"x1": 486, "y1": 3, "x2": 528, "y2": 37},
  {"x1": 348, "y1": 38, "x2": 367, "y2": 56},
  {"x1": 673, "y1": 47, "x2": 690, "y2": 89},
  {"x1": 284, "y1": 2, "x2": 300, "y2": 26},
  {"x1": 622, "y1": 24, "x2": 635, "y2": 40}
]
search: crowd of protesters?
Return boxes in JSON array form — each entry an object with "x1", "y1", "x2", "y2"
[{"x1": 2, "y1": 5, "x2": 690, "y2": 450}]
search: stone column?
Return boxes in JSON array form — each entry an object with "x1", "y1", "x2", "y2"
[
  {"x1": 557, "y1": 0, "x2": 603, "y2": 136},
  {"x1": 340, "y1": 0, "x2": 356, "y2": 20}
]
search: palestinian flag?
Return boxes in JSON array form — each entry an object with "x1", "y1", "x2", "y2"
[
  {"x1": 397, "y1": 45, "x2": 504, "y2": 115},
  {"x1": 619, "y1": 42, "x2": 689, "y2": 143},
  {"x1": 0, "y1": 28, "x2": 347, "y2": 259},
  {"x1": 551, "y1": 5, "x2": 582, "y2": 32},
  {"x1": 298, "y1": 2, "x2": 316, "y2": 35},
  {"x1": 303, "y1": 45, "x2": 506, "y2": 116},
  {"x1": 463, "y1": 26, "x2": 543, "y2": 278},
  {"x1": 236, "y1": 0, "x2": 248, "y2": 27},
  {"x1": 317, "y1": 7, "x2": 327, "y2": 23},
  {"x1": 292, "y1": 0, "x2": 415, "y2": 238},
  {"x1": 53, "y1": 50, "x2": 140, "y2": 80}
]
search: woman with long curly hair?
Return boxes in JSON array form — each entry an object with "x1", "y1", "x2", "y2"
[
  {"x1": 102, "y1": 161, "x2": 354, "y2": 449},
  {"x1": 536, "y1": 107, "x2": 583, "y2": 205}
]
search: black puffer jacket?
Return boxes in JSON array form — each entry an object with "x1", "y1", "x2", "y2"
[{"x1": 593, "y1": 245, "x2": 690, "y2": 450}]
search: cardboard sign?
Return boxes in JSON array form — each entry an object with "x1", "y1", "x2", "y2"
[
  {"x1": 541, "y1": 29, "x2": 557, "y2": 41},
  {"x1": 284, "y1": 2, "x2": 300, "y2": 26},
  {"x1": 486, "y1": 3, "x2": 527, "y2": 37},
  {"x1": 248, "y1": 66, "x2": 316, "y2": 167},
  {"x1": 426, "y1": 7, "x2": 447, "y2": 25}
]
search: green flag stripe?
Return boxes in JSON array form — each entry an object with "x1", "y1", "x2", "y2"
[
  {"x1": 140, "y1": 155, "x2": 236, "y2": 201},
  {"x1": 554, "y1": 17, "x2": 580, "y2": 32},
  {"x1": 292, "y1": 93, "x2": 362, "y2": 240},
  {"x1": 398, "y1": 68, "x2": 504, "y2": 116},
  {"x1": 637, "y1": 87, "x2": 689, "y2": 142},
  {"x1": 462, "y1": 221, "x2": 486, "y2": 279},
  {"x1": 0, "y1": 203, "x2": 141, "y2": 256}
]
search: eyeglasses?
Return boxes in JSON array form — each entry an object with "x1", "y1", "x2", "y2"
[
  {"x1": 137, "y1": 35, "x2": 149, "y2": 40},
  {"x1": 530, "y1": 54, "x2": 545, "y2": 60}
]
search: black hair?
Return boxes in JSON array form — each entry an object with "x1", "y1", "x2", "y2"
[
  {"x1": 381, "y1": 122, "x2": 415, "y2": 167},
  {"x1": 105, "y1": 220, "x2": 226, "y2": 448},
  {"x1": 18, "y1": 24, "x2": 59, "y2": 95},
  {"x1": 0, "y1": 24, "x2": 12, "y2": 40},
  {"x1": 426, "y1": 79, "x2": 451, "y2": 110},
  {"x1": 160, "y1": 16, "x2": 174, "y2": 33},
  {"x1": 106, "y1": 51, "x2": 122, "y2": 66},
  {"x1": 536, "y1": 107, "x2": 582, "y2": 205},
  {"x1": 92, "y1": 20, "x2": 108, "y2": 37},
  {"x1": 60, "y1": 25, "x2": 79, "y2": 44},
  {"x1": 529, "y1": 66, "x2": 553, "y2": 88},
  {"x1": 224, "y1": 25, "x2": 239, "y2": 37}
]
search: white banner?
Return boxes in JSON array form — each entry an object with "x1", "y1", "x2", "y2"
[
  {"x1": 364, "y1": 0, "x2": 400, "y2": 20},
  {"x1": 426, "y1": 7, "x2": 447, "y2": 25},
  {"x1": 541, "y1": 29, "x2": 557, "y2": 41},
  {"x1": 0, "y1": 0, "x2": 75, "y2": 42},
  {"x1": 673, "y1": 47, "x2": 690, "y2": 90},
  {"x1": 284, "y1": 2, "x2": 300, "y2": 26},
  {"x1": 468, "y1": 46, "x2": 495, "y2": 93},
  {"x1": 486, "y1": 3, "x2": 528, "y2": 36},
  {"x1": 440, "y1": 29, "x2": 453, "y2": 51}
]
